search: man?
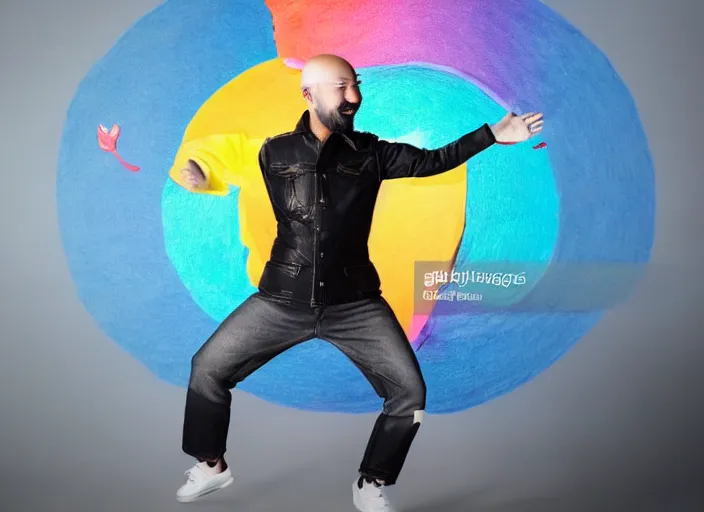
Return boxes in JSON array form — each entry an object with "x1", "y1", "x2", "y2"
[{"x1": 171, "y1": 54, "x2": 543, "y2": 511}]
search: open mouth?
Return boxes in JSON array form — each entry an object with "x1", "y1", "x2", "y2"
[{"x1": 339, "y1": 104, "x2": 358, "y2": 116}]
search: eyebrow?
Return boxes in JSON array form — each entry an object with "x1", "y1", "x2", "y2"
[{"x1": 334, "y1": 74, "x2": 362, "y2": 84}]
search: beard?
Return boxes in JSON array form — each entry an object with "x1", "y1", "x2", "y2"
[{"x1": 315, "y1": 100, "x2": 359, "y2": 134}]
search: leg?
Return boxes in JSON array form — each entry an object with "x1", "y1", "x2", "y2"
[
  {"x1": 318, "y1": 296, "x2": 427, "y2": 487},
  {"x1": 182, "y1": 292, "x2": 316, "y2": 462}
]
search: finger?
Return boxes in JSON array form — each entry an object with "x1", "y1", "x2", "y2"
[
  {"x1": 523, "y1": 112, "x2": 543, "y2": 123},
  {"x1": 530, "y1": 120, "x2": 545, "y2": 130},
  {"x1": 530, "y1": 125, "x2": 543, "y2": 134}
]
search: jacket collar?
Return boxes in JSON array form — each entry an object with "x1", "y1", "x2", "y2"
[{"x1": 294, "y1": 110, "x2": 358, "y2": 150}]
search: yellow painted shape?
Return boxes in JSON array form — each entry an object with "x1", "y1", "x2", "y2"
[{"x1": 172, "y1": 58, "x2": 467, "y2": 334}]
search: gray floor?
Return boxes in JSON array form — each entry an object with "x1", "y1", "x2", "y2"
[{"x1": 2, "y1": 0, "x2": 703, "y2": 510}]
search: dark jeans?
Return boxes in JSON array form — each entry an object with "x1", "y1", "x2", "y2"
[{"x1": 182, "y1": 291, "x2": 426, "y2": 485}]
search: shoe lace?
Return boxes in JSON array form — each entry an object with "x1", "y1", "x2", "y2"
[{"x1": 184, "y1": 468, "x2": 198, "y2": 484}]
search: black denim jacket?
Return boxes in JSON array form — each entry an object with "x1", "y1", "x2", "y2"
[{"x1": 257, "y1": 110, "x2": 496, "y2": 307}]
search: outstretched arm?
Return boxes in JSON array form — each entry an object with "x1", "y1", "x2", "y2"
[
  {"x1": 168, "y1": 132, "x2": 264, "y2": 195},
  {"x1": 377, "y1": 112, "x2": 544, "y2": 180},
  {"x1": 377, "y1": 124, "x2": 496, "y2": 180}
]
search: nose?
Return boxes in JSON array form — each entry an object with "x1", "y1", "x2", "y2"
[{"x1": 346, "y1": 85, "x2": 361, "y2": 105}]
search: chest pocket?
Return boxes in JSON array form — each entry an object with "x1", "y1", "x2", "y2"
[
  {"x1": 335, "y1": 155, "x2": 375, "y2": 179},
  {"x1": 267, "y1": 162, "x2": 317, "y2": 219}
]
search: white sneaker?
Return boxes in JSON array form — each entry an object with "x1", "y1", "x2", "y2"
[
  {"x1": 352, "y1": 476, "x2": 396, "y2": 511},
  {"x1": 176, "y1": 462, "x2": 234, "y2": 503}
]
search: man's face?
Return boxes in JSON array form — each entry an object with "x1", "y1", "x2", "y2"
[{"x1": 309, "y1": 75, "x2": 362, "y2": 134}]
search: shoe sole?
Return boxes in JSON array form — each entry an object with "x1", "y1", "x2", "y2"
[{"x1": 176, "y1": 476, "x2": 234, "y2": 503}]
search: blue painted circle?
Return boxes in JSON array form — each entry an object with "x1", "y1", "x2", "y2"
[{"x1": 57, "y1": 0, "x2": 654, "y2": 413}]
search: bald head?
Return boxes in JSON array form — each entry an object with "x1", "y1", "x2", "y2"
[
  {"x1": 300, "y1": 54, "x2": 357, "y2": 89},
  {"x1": 299, "y1": 54, "x2": 362, "y2": 135}
]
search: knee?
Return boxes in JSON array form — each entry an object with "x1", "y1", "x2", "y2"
[
  {"x1": 190, "y1": 349, "x2": 211, "y2": 376},
  {"x1": 388, "y1": 376, "x2": 426, "y2": 419},
  {"x1": 188, "y1": 348, "x2": 224, "y2": 394}
]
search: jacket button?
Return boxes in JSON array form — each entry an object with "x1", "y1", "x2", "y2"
[
  {"x1": 319, "y1": 252, "x2": 324, "y2": 258},
  {"x1": 319, "y1": 281, "x2": 325, "y2": 287}
]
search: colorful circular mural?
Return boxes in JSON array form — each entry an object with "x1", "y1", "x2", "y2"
[{"x1": 57, "y1": 0, "x2": 654, "y2": 413}]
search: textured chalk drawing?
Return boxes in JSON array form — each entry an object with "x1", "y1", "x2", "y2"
[
  {"x1": 97, "y1": 124, "x2": 140, "y2": 172},
  {"x1": 57, "y1": 0, "x2": 655, "y2": 413}
]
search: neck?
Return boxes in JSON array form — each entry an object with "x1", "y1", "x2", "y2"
[{"x1": 308, "y1": 110, "x2": 332, "y2": 143}]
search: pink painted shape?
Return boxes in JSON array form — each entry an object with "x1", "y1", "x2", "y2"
[
  {"x1": 97, "y1": 124, "x2": 140, "y2": 172},
  {"x1": 408, "y1": 314, "x2": 430, "y2": 343},
  {"x1": 496, "y1": 140, "x2": 548, "y2": 150},
  {"x1": 267, "y1": 0, "x2": 524, "y2": 106},
  {"x1": 283, "y1": 57, "x2": 305, "y2": 70}
]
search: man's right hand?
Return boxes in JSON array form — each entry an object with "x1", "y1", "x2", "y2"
[{"x1": 180, "y1": 160, "x2": 207, "y2": 191}]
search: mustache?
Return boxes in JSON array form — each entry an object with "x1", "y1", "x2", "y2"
[{"x1": 338, "y1": 102, "x2": 360, "y2": 114}]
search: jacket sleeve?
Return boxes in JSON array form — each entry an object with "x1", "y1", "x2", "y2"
[
  {"x1": 376, "y1": 123, "x2": 496, "y2": 180},
  {"x1": 168, "y1": 133, "x2": 264, "y2": 196}
]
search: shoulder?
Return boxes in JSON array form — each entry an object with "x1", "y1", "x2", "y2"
[
  {"x1": 351, "y1": 130, "x2": 380, "y2": 151},
  {"x1": 356, "y1": 130, "x2": 379, "y2": 143},
  {"x1": 259, "y1": 131, "x2": 307, "y2": 153},
  {"x1": 263, "y1": 130, "x2": 303, "y2": 144},
  {"x1": 257, "y1": 131, "x2": 310, "y2": 169}
]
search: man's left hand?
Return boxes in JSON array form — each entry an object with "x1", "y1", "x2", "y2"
[{"x1": 490, "y1": 112, "x2": 544, "y2": 143}]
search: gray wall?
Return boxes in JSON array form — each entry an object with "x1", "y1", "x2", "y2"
[{"x1": 1, "y1": 0, "x2": 702, "y2": 510}]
